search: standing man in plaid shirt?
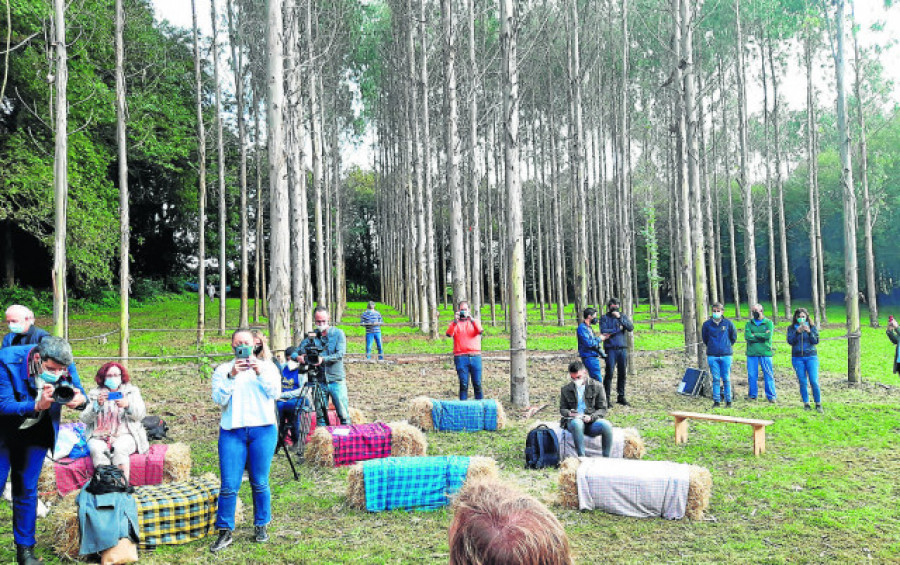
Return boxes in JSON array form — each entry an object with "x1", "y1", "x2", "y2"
[
  {"x1": 446, "y1": 300, "x2": 485, "y2": 400},
  {"x1": 360, "y1": 301, "x2": 385, "y2": 361}
]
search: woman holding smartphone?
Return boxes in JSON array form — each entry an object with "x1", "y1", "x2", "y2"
[
  {"x1": 786, "y1": 308, "x2": 823, "y2": 412},
  {"x1": 81, "y1": 362, "x2": 149, "y2": 479},
  {"x1": 210, "y1": 329, "x2": 282, "y2": 553}
]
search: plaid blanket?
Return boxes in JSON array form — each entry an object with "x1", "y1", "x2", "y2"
[
  {"x1": 330, "y1": 423, "x2": 392, "y2": 467},
  {"x1": 575, "y1": 458, "x2": 690, "y2": 519},
  {"x1": 55, "y1": 444, "x2": 169, "y2": 496},
  {"x1": 431, "y1": 399, "x2": 498, "y2": 432},
  {"x1": 133, "y1": 475, "x2": 220, "y2": 548},
  {"x1": 543, "y1": 423, "x2": 628, "y2": 459},
  {"x1": 362, "y1": 456, "x2": 471, "y2": 512}
]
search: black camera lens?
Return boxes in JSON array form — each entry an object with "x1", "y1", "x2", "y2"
[{"x1": 53, "y1": 383, "x2": 76, "y2": 404}]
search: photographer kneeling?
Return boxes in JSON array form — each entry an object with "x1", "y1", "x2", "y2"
[
  {"x1": 559, "y1": 361, "x2": 612, "y2": 458},
  {"x1": 298, "y1": 306, "x2": 350, "y2": 426},
  {"x1": 210, "y1": 329, "x2": 282, "y2": 553}
]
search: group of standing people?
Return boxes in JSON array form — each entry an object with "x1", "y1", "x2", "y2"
[{"x1": 702, "y1": 302, "x2": 823, "y2": 412}]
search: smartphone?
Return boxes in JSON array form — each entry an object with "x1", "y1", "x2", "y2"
[
  {"x1": 108, "y1": 391, "x2": 123, "y2": 401},
  {"x1": 234, "y1": 344, "x2": 253, "y2": 359}
]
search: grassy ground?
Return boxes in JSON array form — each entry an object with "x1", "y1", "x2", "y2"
[{"x1": 2, "y1": 296, "x2": 899, "y2": 564}]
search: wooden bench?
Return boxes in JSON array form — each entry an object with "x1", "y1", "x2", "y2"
[{"x1": 670, "y1": 411, "x2": 774, "y2": 456}]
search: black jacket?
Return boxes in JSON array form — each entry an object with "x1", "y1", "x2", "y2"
[{"x1": 559, "y1": 378, "x2": 608, "y2": 428}]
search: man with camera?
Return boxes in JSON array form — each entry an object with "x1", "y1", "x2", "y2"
[
  {"x1": 0, "y1": 337, "x2": 86, "y2": 565},
  {"x1": 2, "y1": 305, "x2": 50, "y2": 349},
  {"x1": 298, "y1": 306, "x2": 350, "y2": 426},
  {"x1": 599, "y1": 298, "x2": 635, "y2": 407},
  {"x1": 577, "y1": 308, "x2": 607, "y2": 387},
  {"x1": 446, "y1": 300, "x2": 485, "y2": 400}
]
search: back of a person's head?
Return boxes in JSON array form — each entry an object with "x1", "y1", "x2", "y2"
[{"x1": 449, "y1": 478, "x2": 573, "y2": 565}]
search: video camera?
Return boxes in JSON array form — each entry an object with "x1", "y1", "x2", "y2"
[{"x1": 298, "y1": 329, "x2": 326, "y2": 383}]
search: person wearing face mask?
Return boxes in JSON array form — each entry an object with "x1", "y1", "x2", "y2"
[
  {"x1": 445, "y1": 300, "x2": 485, "y2": 401},
  {"x1": 80, "y1": 363, "x2": 149, "y2": 479},
  {"x1": 276, "y1": 346, "x2": 308, "y2": 448},
  {"x1": 251, "y1": 329, "x2": 282, "y2": 372},
  {"x1": 598, "y1": 298, "x2": 635, "y2": 407},
  {"x1": 745, "y1": 303, "x2": 776, "y2": 402},
  {"x1": 559, "y1": 362, "x2": 612, "y2": 458},
  {"x1": 297, "y1": 306, "x2": 350, "y2": 426},
  {"x1": 701, "y1": 302, "x2": 738, "y2": 408},
  {"x1": 2, "y1": 305, "x2": 50, "y2": 349},
  {"x1": 0, "y1": 337, "x2": 86, "y2": 565},
  {"x1": 786, "y1": 308, "x2": 822, "y2": 412},
  {"x1": 210, "y1": 329, "x2": 282, "y2": 553},
  {"x1": 576, "y1": 308, "x2": 607, "y2": 387}
]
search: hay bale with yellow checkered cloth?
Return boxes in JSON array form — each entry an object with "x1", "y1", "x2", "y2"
[
  {"x1": 47, "y1": 473, "x2": 243, "y2": 559},
  {"x1": 557, "y1": 457, "x2": 711, "y2": 520}
]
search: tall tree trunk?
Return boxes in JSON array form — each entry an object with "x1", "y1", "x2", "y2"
[
  {"x1": 115, "y1": 0, "x2": 129, "y2": 359},
  {"x1": 761, "y1": 37, "x2": 778, "y2": 322},
  {"x1": 266, "y1": 0, "x2": 290, "y2": 353},
  {"x1": 307, "y1": 1, "x2": 326, "y2": 307},
  {"x1": 420, "y1": 0, "x2": 438, "y2": 338},
  {"x1": 226, "y1": 0, "x2": 249, "y2": 328},
  {"x1": 549, "y1": 115, "x2": 565, "y2": 327},
  {"x1": 442, "y1": 0, "x2": 466, "y2": 305},
  {"x1": 805, "y1": 32, "x2": 821, "y2": 325},
  {"x1": 718, "y1": 55, "x2": 741, "y2": 318},
  {"x1": 52, "y1": 0, "x2": 67, "y2": 338},
  {"x1": 500, "y1": 0, "x2": 527, "y2": 407},
  {"x1": 253, "y1": 101, "x2": 262, "y2": 325},
  {"x1": 467, "y1": 0, "x2": 481, "y2": 315},
  {"x1": 768, "y1": 39, "x2": 791, "y2": 320},
  {"x1": 211, "y1": 0, "x2": 228, "y2": 334},
  {"x1": 486, "y1": 118, "x2": 497, "y2": 326},
  {"x1": 332, "y1": 123, "x2": 346, "y2": 323},
  {"x1": 736, "y1": 0, "x2": 757, "y2": 310},
  {"x1": 567, "y1": 0, "x2": 588, "y2": 315},
  {"x1": 191, "y1": 0, "x2": 207, "y2": 341},
  {"x1": 851, "y1": 5, "x2": 878, "y2": 327},
  {"x1": 833, "y1": 0, "x2": 860, "y2": 382}
]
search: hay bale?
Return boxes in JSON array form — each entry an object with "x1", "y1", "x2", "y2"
[
  {"x1": 685, "y1": 464, "x2": 712, "y2": 520},
  {"x1": 494, "y1": 401, "x2": 507, "y2": 430},
  {"x1": 622, "y1": 428, "x2": 646, "y2": 460},
  {"x1": 408, "y1": 396, "x2": 434, "y2": 431},
  {"x1": 47, "y1": 491, "x2": 81, "y2": 560},
  {"x1": 349, "y1": 407, "x2": 367, "y2": 425},
  {"x1": 163, "y1": 443, "x2": 191, "y2": 483},
  {"x1": 305, "y1": 426, "x2": 336, "y2": 467},
  {"x1": 346, "y1": 464, "x2": 366, "y2": 511},
  {"x1": 557, "y1": 457, "x2": 581, "y2": 509},
  {"x1": 387, "y1": 421, "x2": 427, "y2": 457},
  {"x1": 462, "y1": 456, "x2": 498, "y2": 483},
  {"x1": 38, "y1": 456, "x2": 57, "y2": 499}
]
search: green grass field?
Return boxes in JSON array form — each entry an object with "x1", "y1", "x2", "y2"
[{"x1": 2, "y1": 296, "x2": 899, "y2": 564}]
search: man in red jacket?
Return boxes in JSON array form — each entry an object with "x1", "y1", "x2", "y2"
[{"x1": 445, "y1": 301, "x2": 484, "y2": 400}]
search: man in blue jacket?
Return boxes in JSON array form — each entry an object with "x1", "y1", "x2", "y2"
[
  {"x1": 701, "y1": 302, "x2": 738, "y2": 408},
  {"x1": 576, "y1": 308, "x2": 607, "y2": 388},
  {"x1": 298, "y1": 306, "x2": 349, "y2": 426},
  {"x1": 0, "y1": 338, "x2": 86, "y2": 564},
  {"x1": 2, "y1": 305, "x2": 50, "y2": 349},
  {"x1": 599, "y1": 298, "x2": 635, "y2": 407}
]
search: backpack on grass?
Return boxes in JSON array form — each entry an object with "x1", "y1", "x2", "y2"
[
  {"x1": 525, "y1": 424, "x2": 560, "y2": 469},
  {"x1": 142, "y1": 416, "x2": 169, "y2": 440}
]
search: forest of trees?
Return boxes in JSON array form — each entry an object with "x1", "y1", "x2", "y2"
[{"x1": 1, "y1": 0, "x2": 899, "y2": 403}]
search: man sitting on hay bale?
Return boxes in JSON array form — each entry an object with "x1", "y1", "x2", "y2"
[{"x1": 560, "y1": 361, "x2": 613, "y2": 458}]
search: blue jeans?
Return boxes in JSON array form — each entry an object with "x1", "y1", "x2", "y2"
[
  {"x1": 707, "y1": 355, "x2": 733, "y2": 403},
  {"x1": 325, "y1": 380, "x2": 351, "y2": 425},
  {"x1": 216, "y1": 424, "x2": 277, "y2": 530},
  {"x1": 603, "y1": 349, "x2": 628, "y2": 401},
  {"x1": 792, "y1": 356, "x2": 821, "y2": 404},
  {"x1": 0, "y1": 441, "x2": 50, "y2": 545},
  {"x1": 365, "y1": 332, "x2": 384, "y2": 360},
  {"x1": 277, "y1": 398, "x2": 308, "y2": 443},
  {"x1": 566, "y1": 418, "x2": 613, "y2": 457},
  {"x1": 454, "y1": 354, "x2": 483, "y2": 400},
  {"x1": 747, "y1": 356, "x2": 776, "y2": 400},
  {"x1": 581, "y1": 356, "x2": 603, "y2": 383}
]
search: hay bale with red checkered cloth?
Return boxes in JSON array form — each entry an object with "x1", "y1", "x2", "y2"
[{"x1": 306, "y1": 422, "x2": 427, "y2": 468}]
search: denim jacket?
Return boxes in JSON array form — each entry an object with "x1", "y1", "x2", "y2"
[
  {"x1": 299, "y1": 328, "x2": 346, "y2": 383},
  {"x1": 786, "y1": 324, "x2": 819, "y2": 357}
]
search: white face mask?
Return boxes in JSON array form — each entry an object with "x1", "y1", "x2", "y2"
[
  {"x1": 287, "y1": 360, "x2": 300, "y2": 371},
  {"x1": 8, "y1": 322, "x2": 26, "y2": 334}
]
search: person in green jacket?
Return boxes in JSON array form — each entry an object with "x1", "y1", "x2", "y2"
[{"x1": 745, "y1": 303, "x2": 776, "y2": 402}]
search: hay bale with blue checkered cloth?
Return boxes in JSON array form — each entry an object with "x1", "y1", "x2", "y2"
[
  {"x1": 408, "y1": 397, "x2": 507, "y2": 432},
  {"x1": 346, "y1": 455, "x2": 498, "y2": 511},
  {"x1": 48, "y1": 473, "x2": 243, "y2": 559},
  {"x1": 557, "y1": 457, "x2": 711, "y2": 520}
]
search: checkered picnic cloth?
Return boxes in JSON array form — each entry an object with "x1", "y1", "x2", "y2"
[
  {"x1": 362, "y1": 456, "x2": 471, "y2": 512},
  {"x1": 132, "y1": 475, "x2": 220, "y2": 548},
  {"x1": 430, "y1": 399, "x2": 498, "y2": 432},
  {"x1": 541, "y1": 423, "x2": 628, "y2": 459},
  {"x1": 54, "y1": 444, "x2": 169, "y2": 496},
  {"x1": 329, "y1": 423, "x2": 392, "y2": 467},
  {"x1": 575, "y1": 458, "x2": 690, "y2": 519}
]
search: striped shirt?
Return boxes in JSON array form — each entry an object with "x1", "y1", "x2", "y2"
[{"x1": 360, "y1": 309, "x2": 384, "y2": 334}]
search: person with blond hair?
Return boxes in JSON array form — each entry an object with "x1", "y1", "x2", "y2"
[{"x1": 449, "y1": 478, "x2": 574, "y2": 565}]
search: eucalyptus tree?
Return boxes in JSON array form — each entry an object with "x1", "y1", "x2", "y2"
[
  {"x1": 52, "y1": 0, "x2": 68, "y2": 337},
  {"x1": 115, "y1": 0, "x2": 129, "y2": 358},
  {"x1": 442, "y1": 0, "x2": 466, "y2": 305},
  {"x1": 735, "y1": 0, "x2": 757, "y2": 309},
  {"x1": 210, "y1": 0, "x2": 228, "y2": 335},
  {"x1": 191, "y1": 0, "x2": 208, "y2": 342}
]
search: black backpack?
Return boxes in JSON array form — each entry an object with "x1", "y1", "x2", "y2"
[
  {"x1": 142, "y1": 416, "x2": 169, "y2": 440},
  {"x1": 85, "y1": 464, "x2": 134, "y2": 495},
  {"x1": 525, "y1": 424, "x2": 560, "y2": 469}
]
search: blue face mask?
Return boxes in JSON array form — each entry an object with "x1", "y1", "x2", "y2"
[
  {"x1": 105, "y1": 377, "x2": 122, "y2": 390},
  {"x1": 40, "y1": 371, "x2": 62, "y2": 384},
  {"x1": 712, "y1": 312, "x2": 722, "y2": 320},
  {"x1": 8, "y1": 322, "x2": 25, "y2": 334},
  {"x1": 797, "y1": 318, "x2": 807, "y2": 325}
]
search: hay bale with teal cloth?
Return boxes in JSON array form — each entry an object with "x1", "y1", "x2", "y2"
[
  {"x1": 347, "y1": 455, "x2": 499, "y2": 511},
  {"x1": 408, "y1": 397, "x2": 507, "y2": 432}
]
